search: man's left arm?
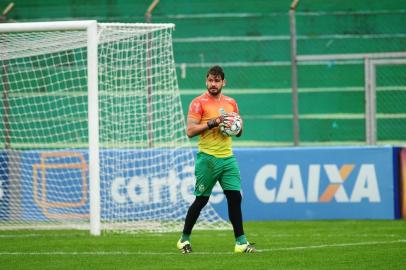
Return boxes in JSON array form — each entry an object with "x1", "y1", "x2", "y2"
[
  {"x1": 236, "y1": 120, "x2": 243, "y2": 137},
  {"x1": 233, "y1": 100, "x2": 243, "y2": 137}
]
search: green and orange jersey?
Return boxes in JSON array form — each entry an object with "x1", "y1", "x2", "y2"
[{"x1": 188, "y1": 91, "x2": 240, "y2": 158}]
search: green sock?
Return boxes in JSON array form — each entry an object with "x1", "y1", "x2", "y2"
[
  {"x1": 181, "y1": 234, "x2": 190, "y2": 242},
  {"x1": 236, "y1": 235, "x2": 247, "y2": 245}
]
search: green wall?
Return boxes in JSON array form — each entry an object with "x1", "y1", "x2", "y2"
[{"x1": 1, "y1": 0, "x2": 406, "y2": 146}]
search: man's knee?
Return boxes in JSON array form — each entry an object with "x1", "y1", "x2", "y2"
[
  {"x1": 224, "y1": 190, "x2": 242, "y2": 204},
  {"x1": 191, "y1": 196, "x2": 210, "y2": 210}
]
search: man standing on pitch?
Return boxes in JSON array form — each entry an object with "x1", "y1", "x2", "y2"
[{"x1": 176, "y1": 65, "x2": 256, "y2": 253}]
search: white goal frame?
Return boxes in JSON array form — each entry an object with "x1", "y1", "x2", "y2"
[
  {"x1": 0, "y1": 20, "x2": 101, "y2": 235},
  {"x1": 1, "y1": 20, "x2": 230, "y2": 236}
]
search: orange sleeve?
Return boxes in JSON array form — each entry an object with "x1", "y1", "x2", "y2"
[
  {"x1": 188, "y1": 98, "x2": 202, "y2": 121},
  {"x1": 231, "y1": 98, "x2": 239, "y2": 114}
]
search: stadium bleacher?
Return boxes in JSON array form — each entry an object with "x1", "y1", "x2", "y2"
[{"x1": 3, "y1": 0, "x2": 406, "y2": 145}]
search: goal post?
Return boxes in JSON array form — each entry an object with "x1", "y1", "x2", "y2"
[
  {"x1": 0, "y1": 20, "x2": 101, "y2": 235},
  {"x1": 0, "y1": 20, "x2": 229, "y2": 235},
  {"x1": 86, "y1": 21, "x2": 100, "y2": 236}
]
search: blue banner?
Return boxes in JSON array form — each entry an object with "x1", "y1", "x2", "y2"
[
  {"x1": 210, "y1": 146, "x2": 397, "y2": 220},
  {"x1": 19, "y1": 151, "x2": 90, "y2": 221},
  {"x1": 0, "y1": 152, "x2": 8, "y2": 220},
  {"x1": 5, "y1": 146, "x2": 399, "y2": 222}
]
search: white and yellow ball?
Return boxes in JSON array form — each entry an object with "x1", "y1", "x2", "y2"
[{"x1": 220, "y1": 114, "x2": 242, "y2": 136}]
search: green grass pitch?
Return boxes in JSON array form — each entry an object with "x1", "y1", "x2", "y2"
[{"x1": 1, "y1": 220, "x2": 406, "y2": 270}]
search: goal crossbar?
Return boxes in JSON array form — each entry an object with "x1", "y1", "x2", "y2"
[{"x1": 0, "y1": 20, "x2": 98, "y2": 32}]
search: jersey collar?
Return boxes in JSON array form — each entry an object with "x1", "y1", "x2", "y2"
[{"x1": 205, "y1": 91, "x2": 223, "y2": 101}]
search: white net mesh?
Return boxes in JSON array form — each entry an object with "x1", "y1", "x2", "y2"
[{"x1": 0, "y1": 22, "x2": 229, "y2": 233}]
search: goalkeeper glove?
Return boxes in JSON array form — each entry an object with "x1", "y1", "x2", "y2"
[
  {"x1": 222, "y1": 112, "x2": 241, "y2": 128},
  {"x1": 207, "y1": 115, "x2": 224, "y2": 129}
]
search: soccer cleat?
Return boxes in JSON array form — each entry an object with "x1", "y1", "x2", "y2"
[
  {"x1": 177, "y1": 239, "x2": 192, "y2": 254},
  {"x1": 234, "y1": 242, "x2": 257, "y2": 253}
]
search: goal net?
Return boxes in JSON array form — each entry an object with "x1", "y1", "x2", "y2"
[{"x1": 0, "y1": 21, "x2": 229, "y2": 234}]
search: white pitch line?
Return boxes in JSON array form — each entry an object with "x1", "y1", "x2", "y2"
[
  {"x1": 0, "y1": 233, "x2": 401, "y2": 239},
  {"x1": 260, "y1": 239, "x2": 406, "y2": 252},
  {"x1": 0, "y1": 233, "x2": 86, "y2": 238},
  {"x1": 0, "y1": 239, "x2": 405, "y2": 256}
]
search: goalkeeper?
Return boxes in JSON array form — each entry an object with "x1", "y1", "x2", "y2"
[{"x1": 177, "y1": 65, "x2": 256, "y2": 253}]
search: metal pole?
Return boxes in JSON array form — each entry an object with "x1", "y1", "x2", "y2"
[
  {"x1": 369, "y1": 61, "x2": 377, "y2": 145},
  {"x1": 289, "y1": 0, "x2": 300, "y2": 146},
  {"x1": 145, "y1": 0, "x2": 159, "y2": 147},
  {"x1": 364, "y1": 58, "x2": 371, "y2": 145},
  {"x1": 364, "y1": 57, "x2": 377, "y2": 145},
  {"x1": 1, "y1": 3, "x2": 15, "y2": 150},
  {"x1": 1, "y1": 60, "x2": 10, "y2": 150}
]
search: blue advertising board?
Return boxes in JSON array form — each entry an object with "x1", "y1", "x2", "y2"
[
  {"x1": 6, "y1": 146, "x2": 399, "y2": 222},
  {"x1": 0, "y1": 152, "x2": 9, "y2": 220},
  {"x1": 18, "y1": 149, "x2": 195, "y2": 221},
  {"x1": 211, "y1": 146, "x2": 398, "y2": 220},
  {"x1": 19, "y1": 151, "x2": 90, "y2": 221}
]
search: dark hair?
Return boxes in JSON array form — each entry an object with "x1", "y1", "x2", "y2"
[{"x1": 206, "y1": 65, "x2": 225, "y2": 80}]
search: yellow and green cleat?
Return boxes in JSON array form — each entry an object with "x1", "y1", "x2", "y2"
[
  {"x1": 177, "y1": 239, "x2": 192, "y2": 254},
  {"x1": 234, "y1": 242, "x2": 257, "y2": 253}
]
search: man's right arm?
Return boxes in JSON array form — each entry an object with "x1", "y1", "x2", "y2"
[
  {"x1": 186, "y1": 116, "x2": 224, "y2": 138},
  {"x1": 186, "y1": 118, "x2": 208, "y2": 138}
]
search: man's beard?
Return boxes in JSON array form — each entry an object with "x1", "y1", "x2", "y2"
[{"x1": 208, "y1": 86, "x2": 222, "y2": 96}]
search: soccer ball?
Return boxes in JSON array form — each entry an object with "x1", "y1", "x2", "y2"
[{"x1": 220, "y1": 114, "x2": 242, "y2": 136}]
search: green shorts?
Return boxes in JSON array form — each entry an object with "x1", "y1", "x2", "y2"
[{"x1": 194, "y1": 152, "x2": 241, "y2": 197}]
